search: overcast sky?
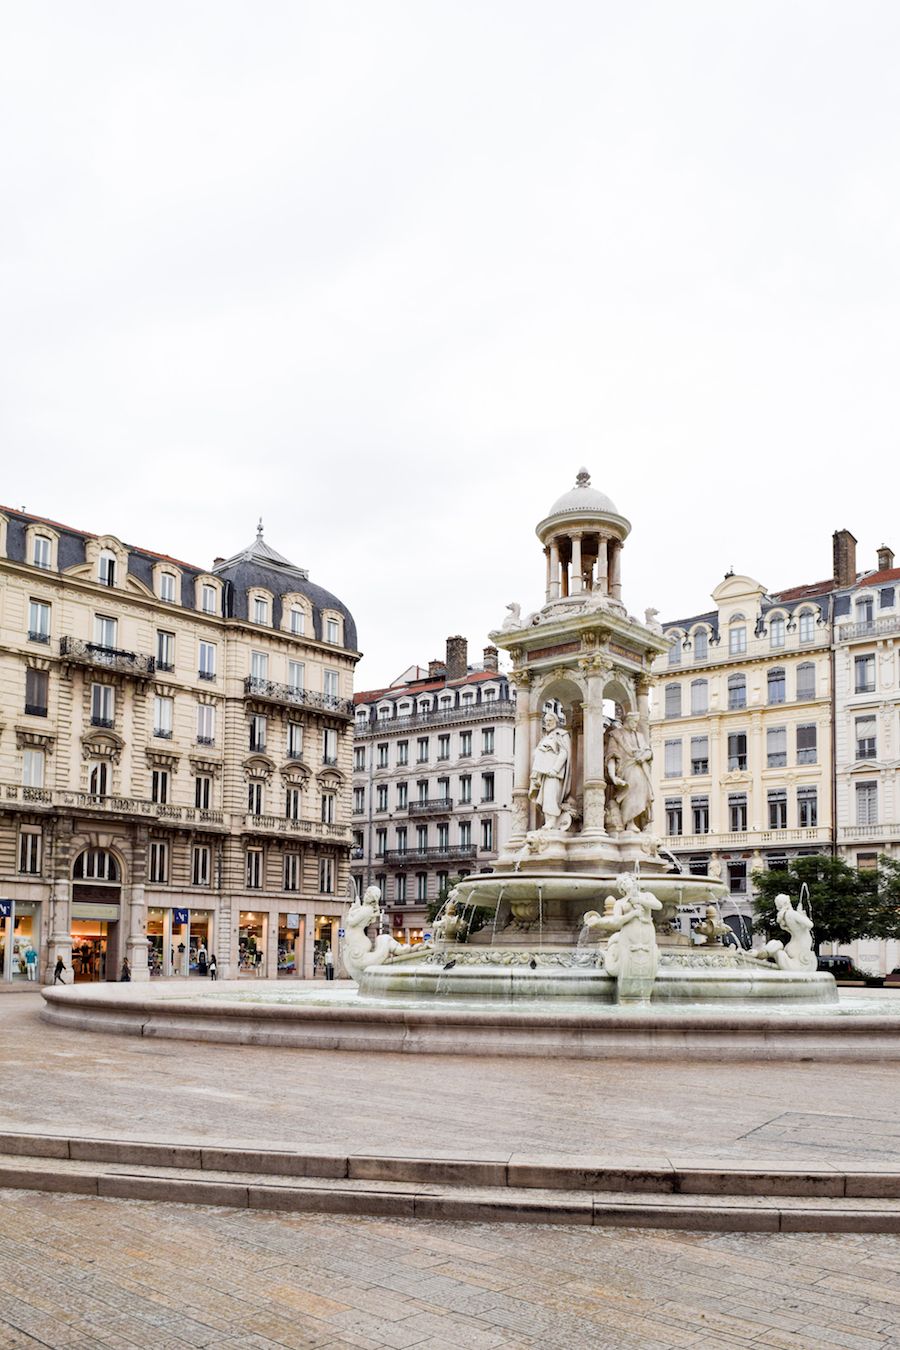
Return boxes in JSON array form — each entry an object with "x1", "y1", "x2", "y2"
[{"x1": 2, "y1": 2, "x2": 898, "y2": 688}]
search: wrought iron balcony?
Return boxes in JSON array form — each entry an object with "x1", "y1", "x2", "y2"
[
  {"x1": 91, "y1": 716, "x2": 114, "y2": 729},
  {"x1": 198, "y1": 670, "x2": 216, "y2": 681},
  {"x1": 154, "y1": 727, "x2": 174, "y2": 739},
  {"x1": 409, "y1": 798, "x2": 453, "y2": 816},
  {"x1": 60, "y1": 637, "x2": 155, "y2": 677},
  {"x1": 196, "y1": 734, "x2": 215, "y2": 746},
  {"x1": 243, "y1": 676, "x2": 354, "y2": 719},
  {"x1": 28, "y1": 631, "x2": 50, "y2": 644},
  {"x1": 24, "y1": 704, "x2": 48, "y2": 718},
  {"x1": 356, "y1": 698, "x2": 516, "y2": 736},
  {"x1": 838, "y1": 614, "x2": 900, "y2": 642},
  {"x1": 383, "y1": 844, "x2": 476, "y2": 865}
]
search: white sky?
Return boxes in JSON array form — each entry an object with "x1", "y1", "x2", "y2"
[{"x1": 2, "y1": 2, "x2": 898, "y2": 689}]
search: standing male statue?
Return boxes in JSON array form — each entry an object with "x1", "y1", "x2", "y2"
[
  {"x1": 528, "y1": 710, "x2": 572, "y2": 831},
  {"x1": 605, "y1": 711, "x2": 653, "y2": 833}
]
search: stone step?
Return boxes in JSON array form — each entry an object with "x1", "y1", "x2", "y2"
[
  {"x1": 0, "y1": 1130, "x2": 896, "y2": 1199},
  {"x1": 0, "y1": 1136, "x2": 897, "y2": 1231}
]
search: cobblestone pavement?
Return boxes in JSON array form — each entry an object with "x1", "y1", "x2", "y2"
[
  {"x1": 3, "y1": 991, "x2": 900, "y2": 1165},
  {"x1": 2, "y1": 1187, "x2": 900, "y2": 1349}
]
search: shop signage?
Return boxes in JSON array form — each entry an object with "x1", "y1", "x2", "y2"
[
  {"x1": 0, "y1": 901, "x2": 11, "y2": 918},
  {"x1": 423, "y1": 932, "x2": 432, "y2": 941},
  {"x1": 71, "y1": 902, "x2": 120, "y2": 921},
  {"x1": 338, "y1": 928, "x2": 345, "y2": 938},
  {"x1": 173, "y1": 908, "x2": 189, "y2": 924},
  {"x1": 286, "y1": 913, "x2": 300, "y2": 928}
]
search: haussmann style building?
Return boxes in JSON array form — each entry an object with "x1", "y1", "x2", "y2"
[{"x1": 0, "y1": 508, "x2": 359, "y2": 984}]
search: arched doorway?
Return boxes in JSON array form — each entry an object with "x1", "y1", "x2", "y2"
[{"x1": 71, "y1": 848, "x2": 122, "y2": 981}]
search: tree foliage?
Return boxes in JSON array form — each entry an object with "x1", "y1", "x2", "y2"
[{"x1": 752, "y1": 854, "x2": 900, "y2": 952}]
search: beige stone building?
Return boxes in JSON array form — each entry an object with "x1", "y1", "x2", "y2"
[
  {"x1": 0, "y1": 509, "x2": 358, "y2": 983},
  {"x1": 650, "y1": 571, "x2": 834, "y2": 934}
]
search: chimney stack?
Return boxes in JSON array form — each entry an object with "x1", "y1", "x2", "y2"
[
  {"x1": 446, "y1": 635, "x2": 468, "y2": 681},
  {"x1": 427, "y1": 659, "x2": 447, "y2": 680},
  {"x1": 832, "y1": 529, "x2": 857, "y2": 589},
  {"x1": 877, "y1": 544, "x2": 895, "y2": 571},
  {"x1": 213, "y1": 556, "x2": 225, "y2": 567},
  {"x1": 482, "y1": 645, "x2": 499, "y2": 673}
]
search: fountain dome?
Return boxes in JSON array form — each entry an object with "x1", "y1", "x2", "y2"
[{"x1": 545, "y1": 468, "x2": 620, "y2": 520}]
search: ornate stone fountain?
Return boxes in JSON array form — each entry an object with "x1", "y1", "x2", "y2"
[{"x1": 357, "y1": 471, "x2": 836, "y2": 1006}]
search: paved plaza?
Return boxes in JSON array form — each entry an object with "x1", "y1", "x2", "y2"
[{"x1": 3, "y1": 989, "x2": 900, "y2": 1348}]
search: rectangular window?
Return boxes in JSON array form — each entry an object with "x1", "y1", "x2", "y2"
[
  {"x1": 664, "y1": 739, "x2": 682, "y2": 778},
  {"x1": 28, "y1": 600, "x2": 50, "y2": 642},
  {"x1": 796, "y1": 723, "x2": 817, "y2": 765},
  {"x1": 690, "y1": 680, "x2": 708, "y2": 715},
  {"x1": 482, "y1": 727, "x2": 495, "y2": 755},
  {"x1": 33, "y1": 535, "x2": 51, "y2": 569},
  {"x1": 437, "y1": 776, "x2": 450, "y2": 802},
  {"x1": 665, "y1": 684, "x2": 682, "y2": 718},
  {"x1": 353, "y1": 746, "x2": 366, "y2": 772},
  {"x1": 481, "y1": 818, "x2": 494, "y2": 851},
  {"x1": 767, "y1": 668, "x2": 786, "y2": 704},
  {"x1": 416, "y1": 822, "x2": 427, "y2": 852},
  {"x1": 194, "y1": 775, "x2": 211, "y2": 809},
  {"x1": 377, "y1": 743, "x2": 389, "y2": 768},
  {"x1": 417, "y1": 779, "x2": 428, "y2": 804},
  {"x1": 246, "y1": 849, "x2": 263, "y2": 888},
  {"x1": 798, "y1": 786, "x2": 818, "y2": 828},
  {"x1": 799, "y1": 612, "x2": 815, "y2": 643},
  {"x1": 290, "y1": 608, "x2": 305, "y2": 636},
  {"x1": 396, "y1": 826, "x2": 408, "y2": 853},
  {"x1": 197, "y1": 703, "x2": 215, "y2": 745},
  {"x1": 247, "y1": 781, "x2": 263, "y2": 816},
  {"x1": 157, "y1": 631, "x2": 175, "y2": 671},
  {"x1": 201, "y1": 584, "x2": 217, "y2": 614},
  {"x1": 287, "y1": 722, "x2": 303, "y2": 758},
  {"x1": 855, "y1": 654, "x2": 876, "y2": 694},
  {"x1": 691, "y1": 796, "x2": 709, "y2": 834},
  {"x1": 768, "y1": 617, "x2": 785, "y2": 649},
  {"x1": 151, "y1": 769, "x2": 169, "y2": 805},
  {"x1": 855, "y1": 715, "x2": 877, "y2": 761},
  {"x1": 459, "y1": 820, "x2": 472, "y2": 848},
  {"x1": 417, "y1": 737, "x2": 429, "y2": 763},
  {"x1": 250, "y1": 651, "x2": 268, "y2": 681},
  {"x1": 690, "y1": 736, "x2": 709, "y2": 776},
  {"x1": 857, "y1": 851, "x2": 878, "y2": 871},
  {"x1": 415, "y1": 872, "x2": 428, "y2": 901},
  {"x1": 768, "y1": 789, "x2": 788, "y2": 829},
  {"x1": 796, "y1": 663, "x2": 816, "y2": 700},
  {"x1": 396, "y1": 741, "x2": 409, "y2": 766},
  {"x1": 319, "y1": 856, "x2": 334, "y2": 893},
  {"x1": 253, "y1": 597, "x2": 269, "y2": 625},
  {"x1": 322, "y1": 728, "x2": 338, "y2": 765},
  {"x1": 667, "y1": 635, "x2": 682, "y2": 666},
  {"x1": 91, "y1": 684, "x2": 114, "y2": 727},
  {"x1": 728, "y1": 861, "x2": 747, "y2": 894},
  {"x1": 25, "y1": 668, "x2": 48, "y2": 717},
  {"x1": 353, "y1": 786, "x2": 365, "y2": 814},
  {"x1": 191, "y1": 845, "x2": 211, "y2": 887},
  {"x1": 287, "y1": 660, "x2": 305, "y2": 692},
  {"x1": 94, "y1": 615, "x2": 117, "y2": 649},
  {"x1": 149, "y1": 841, "x2": 168, "y2": 884},
  {"x1": 376, "y1": 784, "x2": 388, "y2": 811},
  {"x1": 729, "y1": 626, "x2": 747, "y2": 655},
  {"x1": 249, "y1": 714, "x2": 267, "y2": 752},
  {"x1": 396, "y1": 782, "x2": 408, "y2": 809},
  {"x1": 285, "y1": 786, "x2": 301, "y2": 820},
  {"x1": 283, "y1": 854, "x2": 300, "y2": 891},
  {"x1": 459, "y1": 731, "x2": 472, "y2": 758},
  {"x1": 766, "y1": 726, "x2": 787, "y2": 768},
  {"x1": 22, "y1": 749, "x2": 45, "y2": 788},
  {"x1": 160, "y1": 572, "x2": 176, "y2": 601},
  {"x1": 18, "y1": 828, "x2": 42, "y2": 874},
  {"x1": 326, "y1": 617, "x2": 339, "y2": 643},
  {"x1": 437, "y1": 823, "x2": 449, "y2": 851},
  {"x1": 727, "y1": 677, "x2": 746, "y2": 710},
  {"x1": 375, "y1": 828, "x2": 387, "y2": 857},
  {"x1": 321, "y1": 792, "x2": 336, "y2": 824},
  {"x1": 459, "y1": 774, "x2": 472, "y2": 804},
  {"x1": 665, "y1": 798, "x2": 682, "y2": 835},
  {"x1": 98, "y1": 553, "x2": 116, "y2": 586},
  {"x1": 856, "y1": 781, "x2": 878, "y2": 827},
  {"x1": 481, "y1": 772, "x2": 495, "y2": 803},
  {"x1": 395, "y1": 873, "x2": 407, "y2": 903},
  {"x1": 323, "y1": 670, "x2": 339, "y2": 700},
  {"x1": 727, "y1": 731, "x2": 747, "y2": 771},
  {"x1": 728, "y1": 793, "x2": 747, "y2": 832},
  {"x1": 89, "y1": 762, "x2": 108, "y2": 796},
  {"x1": 438, "y1": 734, "x2": 451, "y2": 760},
  {"x1": 693, "y1": 630, "x2": 708, "y2": 662},
  {"x1": 198, "y1": 641, "x2": 216, "y2": 679}
]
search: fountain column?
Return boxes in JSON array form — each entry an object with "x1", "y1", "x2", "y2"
[
  {"x1": 544, "y1": 546, "x2": 551, "y2": 602},
  {"x1": 570, "y1": 532, "x2": 583, "y2": 593},
  {"x1": 549, "y1": 539, "x2": 561, "y2": 599},
  {"x1": 596, "y1": 537, "x2": 609, "y2": 595},
  {"x1": 579, "y1": 659, "x2": 611, "y2": 837},
  {"x1": 609, "y1": 540, "x2": 622, "y2": 602},
  {"x1": 509, "y1": 670, "x2": 533, "y2": 838}
]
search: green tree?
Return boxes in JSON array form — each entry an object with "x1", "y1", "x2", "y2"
[
  {"x1": 751, "y1": 854, "x2": 890, "y2": 952},
  {"x1": 427, "y1": 876, "x2": 493, "y2": 943}
]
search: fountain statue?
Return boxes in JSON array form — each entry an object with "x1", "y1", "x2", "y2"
[
  {"x1": 341, "y1": 886, "x2": 425, "y2": 982},
  {"x1": 694, "y1": 905, "x2": 731, "y2": 947},
  {"x1": 753, "y1": 892, "x2": 817, "y2": 972},
  {"x1": 352, "y1": 470, "x2": 836, "y2": 1009}
]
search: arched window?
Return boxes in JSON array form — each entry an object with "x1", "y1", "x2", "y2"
[
  {"x1": 728, "y1": 616, "x2": 747, "y2": 656},
  {"x1": 798, "y1": 610, "x2": 815, "y2": 644},
  {"x1": 727, "y1": 673, "x2": 746, "y2": 710},
  {"x1": 73, "y1": 848, "x2": 120, "y2": 881},
  {"x1": 664, "y1": 683, "x2": 682, "y2": 718},
  {"x1": 690, "y1": 678, "x2": 708, "y2": 715},
  {"x1": 692, "y1": 628, "x2": 708, "y2": 662},
  {"x1": 768, "y1": 615, "x2": 785, "y2": 649},
  {"x1": 666, "y1": 632, "x2": 682, "y2": 666},
  {"x1": 767, "y1": 667, "x2": 786, "y2": 705},
  {"x1": 796, "y1": 662, "x2": 816, "y2": 700}
]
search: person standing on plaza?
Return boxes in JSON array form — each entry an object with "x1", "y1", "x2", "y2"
[
  {"x1": 208, "y1": 953, "x2": 218, "y2": 980},
  {"x1": 120, "y1": 959, "x2": 131, "y2": 982},
  {"x1": 324, "y1": 946, "x2": 335, "y2": 981},
  {"x1": 53, "y1": 956, "x2": 66, "y2": 984}
]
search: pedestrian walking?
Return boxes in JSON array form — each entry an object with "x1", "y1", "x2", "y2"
[
  {"x1": 53, "y1": 956, "x2": 66, "y2": 984},
  {"x1": 120, "y1": 959, "x2": 131, "y2": 982},
  {"x1": 208, "y1": 953, "x2": 218, "y2": 980},
  {"x1": 325, "y1": 946, "x2": 335, "y2": 981}
]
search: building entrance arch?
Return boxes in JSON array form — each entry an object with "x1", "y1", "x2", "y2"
[{"x1": 71, "y1": 848, "x2": 122, "y2": 982}]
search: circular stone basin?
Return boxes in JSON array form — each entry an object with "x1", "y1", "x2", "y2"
[{"x1": 39, "y1": 980, "x2": 900, "y2": 1061}]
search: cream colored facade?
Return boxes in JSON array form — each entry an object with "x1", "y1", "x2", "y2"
[
  {"x1": 0, "y1": 509, "x2": 358, "y2": 983},
  {"x1": 650, "y1": 573, "x2": 833, "y2": 929}
]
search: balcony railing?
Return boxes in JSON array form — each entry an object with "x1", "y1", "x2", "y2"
[
  {"x1": 839, "y1": 823, "x2": 900, "y2": 841},
  {"x1": 196, "y1": 734, "x2": 215, "y2": 746},
  {"x1": 408, "y1": 798, "x2": 454, "y2": 816},
  {"x1": 198, "y1": 670, "x2": 216, "y2": 681},
  {"x1": 61, "y1": 637, "x2": 156, "y2": 677},
  {"x1": 28, "y1": 631, "x2": 50, "y2": 644},
  {"x1": 838, "y1": 614, "x2": 900, "y2": 642},
  {"x1": 154, "y1": 727, "x2": 174, "y2": 740},
  {"x1": 244, "y1": 676, "x2": 354, "y2": 719},
  {"x1": 664, "y1": 826, "x2": 832, "y2": 852},
  {"x1": 91, "y1": 716, "x2": 115, "y2": 729},
  {"x1": 382, "y1": 844, "x2": 476, "y2": 865},
  {"x1": 24, "y1": 704, "x2": 48, "y2": 718},
  {"x1": 242, "y1": 813, "x2": 351, "y2": 842},
  {"x1": 1, "y1": 783, "x2": 225, "y2": 827},
  {"x1": 356, "y1": 699, "x2": 515, "y2": 736}
]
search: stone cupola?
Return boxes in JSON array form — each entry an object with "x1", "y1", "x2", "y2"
[{"x1": 535, "y1": 468, "x2": 631, "y2": 605}]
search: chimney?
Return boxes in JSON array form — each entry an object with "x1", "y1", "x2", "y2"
[
  {"x1": 832, "y1": 529, "x2": 857, "y2": 589},
  {"x1": 482, "y1": 645, "x2": 499, "y2": 673},
  {"x1": 877, "y1": 544, "x2": 895, "y2": 571},
  {"x1": 213, "y1": 556, "x2": 225, "y2": 567},
  {"x1": 427, "y1": 659, "x2": 446, "y2": 680},
  {"x1": 446, "y1": 635, "x2": 468, "y2": 681}
]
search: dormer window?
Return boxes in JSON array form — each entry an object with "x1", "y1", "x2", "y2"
[
  {"x1": 728, "y1": 616, "x2": 747, "y2": 655},
  {"x1": 253, "y1": 597, "x2": 269, "y2": 625},
  {"x1": 201, "y1": 584, "x2": 217, "y2": 614},
  {"x1": 160, "y1": 572, "x2": 176, "y2": 602},
  {"x1": 667, "y1": 633, "x2": 682, "y2": 665},
  {"x1": 33, "y1": 536, "x2": 52, "y2": 570},
  {"x1": 290, "y1": 607, "x2": 305, "y2": 636},
  {"x1": 769, "y1": 615, "x2": 785, "y2": 649},
  {"x1": 326, "y1": 617, "x2": 339, "y2": 644},
  {"x1": 856, "y1": 595, "x2": 874, "y2": 625},
  {"x1": 693, "y1": 629, "x2": 708, "y2": 662},
  {"x1": 98, "y1": 550, "x2": 116, "y2": 586}
]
